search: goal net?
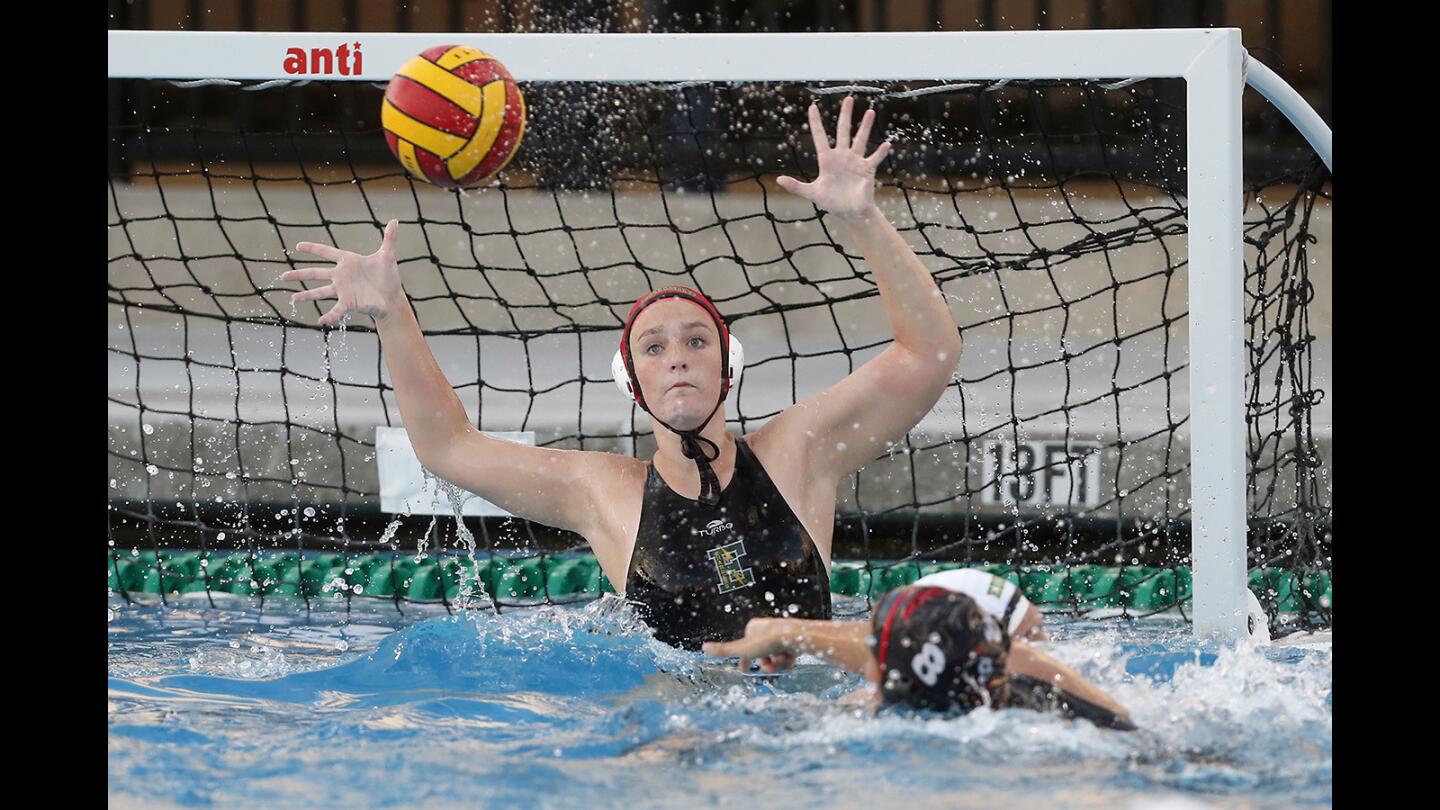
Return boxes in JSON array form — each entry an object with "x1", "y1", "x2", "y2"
[{"x1": 108, "y1": 31, "x2": 1330, "y2": 635}]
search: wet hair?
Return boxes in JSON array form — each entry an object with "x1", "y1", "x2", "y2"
[{"x1": 867, "y1": 586, "x2": 1012, "y2": 713}]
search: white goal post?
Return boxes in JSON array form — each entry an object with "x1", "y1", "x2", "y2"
[{"x1": 107, "y1": 28, "x2": 1331, "y2": 640}]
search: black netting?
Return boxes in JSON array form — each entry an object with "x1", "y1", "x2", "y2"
[{"x1": 107, "y1": 76, "x2": 1330, "y2": 633}]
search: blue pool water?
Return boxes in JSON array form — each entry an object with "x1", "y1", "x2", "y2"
[{"x1": 108, "y1": 594, "x2": 1331, "y2": 808}]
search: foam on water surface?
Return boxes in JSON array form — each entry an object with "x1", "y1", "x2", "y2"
[{"x1": 109, "y1": 595, "x2": 1330, "y2": 808}]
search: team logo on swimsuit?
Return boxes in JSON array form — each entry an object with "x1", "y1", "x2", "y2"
[
  {"x1": 706, "y1": 539, "x2": 756, "y2": 594},
  {"x1": 696, "y1": 518, "x2": 734, "y2": 538}
]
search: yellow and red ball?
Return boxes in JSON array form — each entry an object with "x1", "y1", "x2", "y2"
[{"x1": 381, "y1": 45, "x2": 526, "y2": 189}]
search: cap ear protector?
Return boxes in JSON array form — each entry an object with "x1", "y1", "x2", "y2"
[
  {"x1": 612, "y1": 287, "x2": 743, "y2": 409},
  {"x1": 612, "y1": 334, "x2": 744, "y2": 405}
]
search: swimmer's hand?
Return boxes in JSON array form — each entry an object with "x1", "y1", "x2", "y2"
[
  {"x1": 282, "y1": 218, "x2": 404, "y2": 326},
  {"x1": 702, "y1": 618, "x2": 802, "y2": 674},
  {"x1": 778, "y1": 95, "x2": 892, "y2": 220}
]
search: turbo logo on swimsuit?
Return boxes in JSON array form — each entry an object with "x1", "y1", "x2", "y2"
[
  {"x1": 706, "y1": 540, "x2": 755, "y2": 594},
  {"x1": 697, "y1": 518, "x2": 734, "y2": 538}
]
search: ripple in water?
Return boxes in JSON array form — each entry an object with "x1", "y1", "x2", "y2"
[{"x1": 108, "y1": 598, "x2": 1331, "y2": 808}]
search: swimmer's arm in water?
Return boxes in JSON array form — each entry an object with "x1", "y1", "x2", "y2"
[
  {"x1": 282, "y1": 221, "x2": 622, "y2": 546},
  {"x1": 702, "y1": 617, "x2": 874, "y2": 675},
  {"x1": 756, "y1": 97, "x2": 963, "y2": 484},
  {"x1": 1006, "y1": 641, "x2": 1134, "y2": 729},
  {"x1": 707, "y1": 620, "x2": 1134, "y2": 727}
]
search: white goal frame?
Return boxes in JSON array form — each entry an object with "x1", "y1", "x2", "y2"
[{"x1": 108, "y1": 28, "x2": 1332, "y2": 640}]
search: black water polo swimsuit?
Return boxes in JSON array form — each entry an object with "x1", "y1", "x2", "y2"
[{"x1": 624, "y1": 438, "x2": 832, "y2": 650}]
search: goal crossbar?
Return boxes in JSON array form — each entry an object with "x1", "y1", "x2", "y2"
[{"x1": 111, "y1": 29, "x2": 1232, "y2": 82}]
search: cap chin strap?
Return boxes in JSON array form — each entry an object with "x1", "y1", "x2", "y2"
[
  {"x1": 611, "y1": 334, "x2": 744, "y2": 508},
  {"x1": 1000, "y1": 587, "x2": 1025, "y2": 639},
  {"x1": 650, "y1": 398, "x2": 725, "y2": 507}
]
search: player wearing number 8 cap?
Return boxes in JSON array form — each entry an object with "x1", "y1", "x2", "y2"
[
  {"x1": 704, "y1": 583, "x2": 1135, "y2": 729},
  {"x1": 869, "y1": 586, "x2": 1011, "y2": 712},
  {"x1": 869, "y1": 586, "x2": 1132, "y2": 727},
  {"x1": 281, "y1": 96, "x2": 966, "y2": 651}
]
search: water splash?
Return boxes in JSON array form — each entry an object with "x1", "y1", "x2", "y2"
[
  {"x1": 426, "y1": 470, "x2": 492, "y2": 610},
  {"x1": 110, "y1": 604, "x2": 1329, "y2": 807}
]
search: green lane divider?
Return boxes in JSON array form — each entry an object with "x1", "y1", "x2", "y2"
[{"x1": 108, "y1": 551, "x2": 1331, "y2": 613}]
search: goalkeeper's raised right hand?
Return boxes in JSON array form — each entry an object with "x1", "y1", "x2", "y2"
[{"x1": 282, "y1": 218, "x2": 405, "y2": 327}]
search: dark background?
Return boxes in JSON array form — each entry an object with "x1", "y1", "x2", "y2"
[{"x1": 107, "y1": 0, "x2": 1330, "y2": 180}]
